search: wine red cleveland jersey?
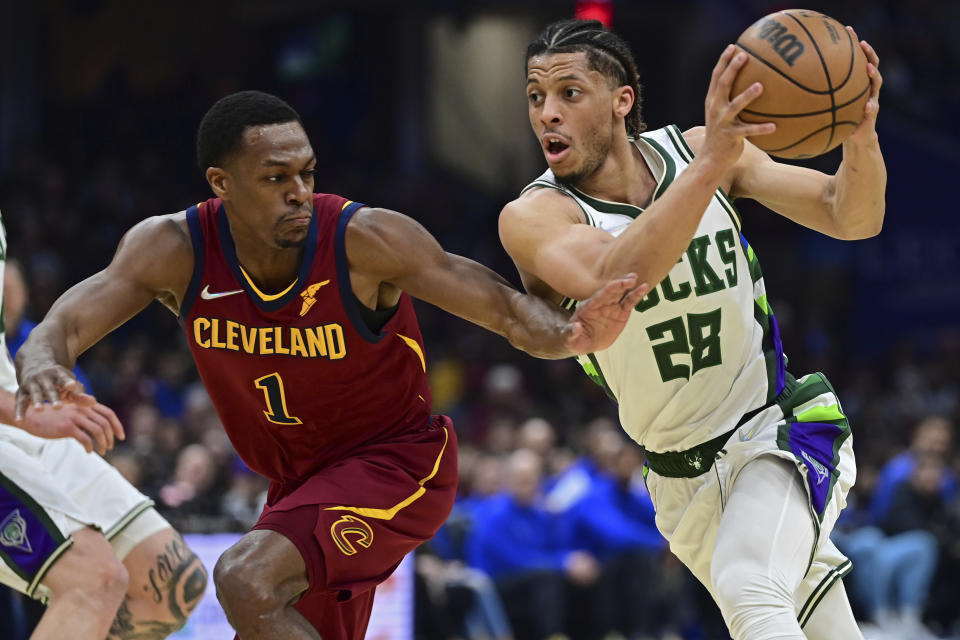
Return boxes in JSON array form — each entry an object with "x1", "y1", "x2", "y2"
[{"x1": 180, "y1": 194, "x2": 433, "y2": 496}]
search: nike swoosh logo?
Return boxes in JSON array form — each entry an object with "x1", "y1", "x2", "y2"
[{"x1": 200, "y1": 285, "x2": 244, "y2": 300}]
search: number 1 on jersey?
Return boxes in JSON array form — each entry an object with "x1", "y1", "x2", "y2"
[{"x1": 254, "y1": 373, "x2": 303, "y2": 425}]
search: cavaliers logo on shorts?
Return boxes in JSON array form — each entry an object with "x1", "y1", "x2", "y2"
[{"x1": 330, "y1": 515, "x2": 374, "y2": 556}]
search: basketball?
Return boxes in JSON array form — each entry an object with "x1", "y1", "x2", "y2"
[{"x1": 731, "y1": 9, "x2": 870, "y2": 159}]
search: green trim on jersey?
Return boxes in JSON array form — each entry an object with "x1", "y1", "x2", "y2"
[
  {"x1": 639, "y1": 136, "x2": 677, "y2": 201},
  {"x1": 664, "y1": 124, "x2": 743, "y2": 231},
  {"x1": 665, "y1": 124, "x2": 695, "y2": 162},
  {"x1": 571, "y1": 188, "x2": 644, "y2": 218},
  {"x1": 581, "y1": 353, "x2": 616, "y2": 400},
  {"x1": 710, "y1": 187, "x2": 744, "y2": 232},
  {"x1": 568, "y1": 133, "x2": 677, "y2": 218},
  {"x1": 522, "y1": 180, "x2": 598, "y2": 228}
]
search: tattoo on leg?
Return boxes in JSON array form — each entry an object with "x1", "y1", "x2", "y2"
[{"x1": 107, "y1": 536, "x2": 208, "y2": 640}]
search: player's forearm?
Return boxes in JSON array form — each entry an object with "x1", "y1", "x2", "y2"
[
  {"x1": 502, "y1": 290, "x2": 573, "y2": 360},
  {"x1": 597, "y1": 156, "x2": 727, "y2": 288},
  {"x1": 830, "y1": 135, "x2": 886, "y2": 239},
  {"x1": 15, "y1": 314, "x2": 78, "y2": 379}
]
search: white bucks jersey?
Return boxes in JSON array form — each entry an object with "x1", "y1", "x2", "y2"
[
  {"x1": 523, "y1": 125, "x2": 786, "y2": 452},
  {"x1": 0, "y1": 213, "x2": 17, "y2": 392}
]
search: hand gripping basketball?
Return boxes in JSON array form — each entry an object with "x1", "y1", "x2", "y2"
[
  {"x1": 700, "y1": 45, "x2": 776, "y2": 171},
  {"x1": 730, "y1": 11, "x2": 877, "y2": 158},
  {"x1": 845, "y1": 26, "x2": 883, "y2": 145}
]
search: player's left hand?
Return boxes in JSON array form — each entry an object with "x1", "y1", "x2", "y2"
[
  {"x1": 846, "y1": 26, "x2": 882, "y2": 142},
  {"x1": 17, "y1": 400, "x2": 125, "y2": 455},
  {"x1": 564, "y1": 274, "x2": 649, "y2": 354}
]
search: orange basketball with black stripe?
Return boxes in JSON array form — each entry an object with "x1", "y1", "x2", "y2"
[{"x1": 731, "y1": 9, "x2": 870, "y2": 158}]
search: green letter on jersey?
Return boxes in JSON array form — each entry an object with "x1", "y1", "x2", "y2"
[
  {"x1": 686, "y1": 236, "x2": 725, "y2": 296},
  {"x1": 634, "y1": 286, "x2": 660, "y2": 312},
  {"x1": 715, "y1": 229, "x2": 738, "y2": 287}
]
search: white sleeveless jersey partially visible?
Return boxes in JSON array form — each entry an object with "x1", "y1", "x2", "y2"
[
  {"x1": 522, "y1": 125, "x2": 786, "y2": 452},
  {"x1": 0, "y1": 213, "x2": 17, "y2": 393}
]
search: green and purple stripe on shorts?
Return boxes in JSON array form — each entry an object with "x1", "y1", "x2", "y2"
[
  {"x1": 0, "y1": 471, "x2": 71, "y2": 596},
  {"x1": 774, "y1": 373, "x2": 851, "y2": 521}
]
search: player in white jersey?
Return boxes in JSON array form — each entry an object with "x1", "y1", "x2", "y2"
[
  {"x1": 499, "y1": 19, "x2": 886, "y2": 640},
  {"x1": 0, "y1": 213, "x2": 206, "y2": 639}
]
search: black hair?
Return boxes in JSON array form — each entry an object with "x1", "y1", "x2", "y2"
[
  {"x1": 196, "y1": 90, "x2": 303, "y2": 172},
  {"x1": 526, "y1": 19, "x2": 645, "y2": 137}
]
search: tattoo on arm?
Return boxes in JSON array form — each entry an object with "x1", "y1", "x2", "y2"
[{"x1": 107, "y1": 536, "x2": 208, "y2": 640}]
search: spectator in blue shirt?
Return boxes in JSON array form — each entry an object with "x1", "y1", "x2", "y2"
[
  {"x1": 468, "y1": 448, "x2": 598, "y2": 640},
  {"x1": 870, "y1": 416, "x2": 956, "y2": 524},
  {"x1": 4, "y1": 258, "x2": 93, "y2": 392}
]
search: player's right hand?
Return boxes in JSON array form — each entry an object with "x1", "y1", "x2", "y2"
[
  {"x1": 18, "y1": 400, "x2": 125, "y2": 455},
  {"x1": 15, "y1": 363, "x2": 92, "y2": 419},
  {"x1": 701, "y1": 44, "x2": 776, "y2": 169}
]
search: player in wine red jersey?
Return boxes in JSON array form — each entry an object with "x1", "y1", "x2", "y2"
[{"x1": 14, "y1": 91, "x2": 648, "y2": 640}]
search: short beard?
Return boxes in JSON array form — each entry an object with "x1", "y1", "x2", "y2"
[
  {"x1": 276, "y1": 235, "x2": 308, "y2": 249},
  {"x1": 553, "y1": 125, "x2": 614, "y2": 188}
]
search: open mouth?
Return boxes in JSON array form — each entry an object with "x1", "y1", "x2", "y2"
[{"x1": 544, "y1": 135, "x2": 570, "y2": 162}]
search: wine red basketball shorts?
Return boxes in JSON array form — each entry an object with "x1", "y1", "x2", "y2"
[{"x1": 251, "y1": 415, "x2": 458, "y2": 638}]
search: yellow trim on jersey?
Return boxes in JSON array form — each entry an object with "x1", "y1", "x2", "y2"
[
  {"x1": 238, "y1": 265, "x2": 298, "y2": 301},
  {"x1": 324, "y1": 426, "x2": 449, "y2": 521},
  {"x1": 341, "y1": 200, "x2": 354, "y2": 210},
  {"x1": 396, "y1": 333, "x2": 426, "y2": 372}
]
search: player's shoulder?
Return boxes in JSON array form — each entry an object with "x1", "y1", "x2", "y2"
[
  {"x1": 312, "y1": 191, "x2": 355, "y2": 215},
  {"x1": 680, "y1": 126, "x2": 706, "y2": 154},
  {"x1": 116, "y1": 211, "x2": 194, "y2": 268},
  {"x1": 342, "y1": 204, "x2": 423, "y2": 267},
  {"x1": 500, "y1": 185, "x2": 582, "y2": 226}
]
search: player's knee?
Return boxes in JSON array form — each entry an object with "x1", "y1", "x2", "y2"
[
  {"x1": 214, "y1": 544, "x2": 278, "y2": 614},
  {"x1": 46, "y1": 530, "x2": 129, "y2": 608},
  {"x1": 711, "y1": 561, "x2": 794, "y2": 636}
]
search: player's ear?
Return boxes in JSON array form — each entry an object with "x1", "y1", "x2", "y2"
[
  {"x1": 613, "y1": 85, "x2": 634, "y2": 119},
  {"x1": 205, "y1": 166, "x2": 229, "y2": 199}
]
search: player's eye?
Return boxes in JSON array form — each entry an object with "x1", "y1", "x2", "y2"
[
  {"x1": 565, "y1": 87, "x2": 582, "y2": 98},
  {"x1": 527, "y1": 91, "x2": 542, "y2": 104},
  {"x1": 266, "y1": 175, "x2": 283, "y2": 183}
]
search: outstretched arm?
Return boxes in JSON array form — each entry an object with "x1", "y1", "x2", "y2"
[
  {"x1": 345, "y1": 207, "x2": 647, "y2": 359},
  {"x1": 724, "y1": 30, "x2": 886, "y2": 239},
  {"x1": 500, "y1": 45, "x2": 774, "y2": 303},
  {"x1": 15, "y1": 215, "x2": 193, "y2": 418}
]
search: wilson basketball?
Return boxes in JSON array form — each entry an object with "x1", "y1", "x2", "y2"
[{"x1": 731, "y1": 9, "x2": 870, "y2": 158}]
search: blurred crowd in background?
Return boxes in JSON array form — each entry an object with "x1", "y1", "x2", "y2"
[{"x1": 1, "y1": 1, "x2": 958, "y2": 639}]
